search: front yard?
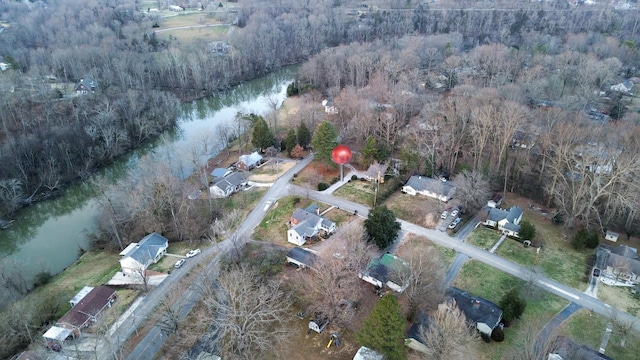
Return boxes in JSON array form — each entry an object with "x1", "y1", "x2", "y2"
[
  {"x1": 466, "y1": 227, "x2": 501, "y2": 250},
  {"x1": 383, "y1": 191, "x2": 443, "y2": 229}
]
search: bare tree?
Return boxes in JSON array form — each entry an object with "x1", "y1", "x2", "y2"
[
  {"x1": 393, "y1": 246, "x2": 447, "y2": 319},
  {"x1": 418, "y1": 301, "x2": 480, "y2": 360},
  {"x1": 452, "y1": 170, "x2": 491, "y2": 213},
  {"x1": 504, "y1": 316, "x2": 560, "y2": 360},
  {"x1": 300, "y1": 222, "x2": 378, "y2": 329},
  {"x1": 200, "y1": 267, "x2": 291, "y2": 359},
  {"x1": 610, "y1": 307, "x2": 636, "y2": 348}
]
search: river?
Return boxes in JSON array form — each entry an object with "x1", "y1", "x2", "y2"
[{"x1": 0, "y1": 66, "x2": 297, "y2": 287}]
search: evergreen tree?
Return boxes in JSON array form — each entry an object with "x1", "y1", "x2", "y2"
[
  {"x1": 356, "y1": 294, "x2": 408, "y2": 360},
  {"x1": 311, "y1": 121, "x2": 338, "y2": 164},
  {"x1": 364, "y1": 205, "x2": 401, "y2": 250},
  {"x1": 285, "y1": 129, "x2": 297, "y2": 156},
  {"x1": 499, "y1": 288, "x2": 527, "y2": 321},
  {"x1": 297, "y1": 121, "x2": 312, "y2": 149},
  {"x1": 518, "y1": 220, "x2": 536, "y2": 241},
  {"x1": 251, "y1": 116, "x2": 275, "y2": 151},
  {"x1": 361, "y1": 136, "x2": 379, "y2": 167}
]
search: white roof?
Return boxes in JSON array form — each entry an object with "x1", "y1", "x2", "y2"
[
  {"x1": 119, "y1": 242, "x2": 138, "y2": 256},
  {"x1": 69, "y1": 286, "x2": 94, "y2": 307},
  {"x1": 43, "y1": 326, "x2": 73, "y2": 341},
  {"x1": 353, "y1": 346, "x2": 383, "y2": 360}
]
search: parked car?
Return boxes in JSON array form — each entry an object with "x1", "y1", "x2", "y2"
[
  {"x1": 175, "y1": 259, "x2": 186, "y2": 268},
  {"x1": 448, "y1": 217, "x2": 461, "y2": 229},
  {"x1": 186, "y1": 249, "x2": 201, "y2": 258},
  {"x1": 593, "y1": 268, "x2": 601, "y2": 277},
  {"x1": 450, "y1": 209, "x2": 459, "y2": 218},
  {"x1": 440, "y1": 211, "x2": 449, "y2": 219}
]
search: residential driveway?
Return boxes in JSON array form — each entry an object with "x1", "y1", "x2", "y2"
[{"x1": 534, "y1": 302, "x2": 582, "y2": 354}]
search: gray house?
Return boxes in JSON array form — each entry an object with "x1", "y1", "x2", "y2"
[
  {"x1": 209, "y1": 172, "x2": 247, "y2": 198},
  {"x1": 483, "y1": 206, "x2": 523, "y2": 237},
  {"x1": 236, "y1": 151, "x2": 263, "y2": 170},
  {"x1": 402, "y1": 175, "x2": 456, "y2": 202},
  {"x1": 600, "y1": 244, "x2": 640, "y2": 284},
  {"x1": 287, "y1": 204, "x2": 336, "y2": 246},
  {"x1": 286, "y1": 247, "x2": 319, "y2": 270},
  {"x1": 448, "y1": 287, "x2": 502, "y2": 336},
  {"x1": 119, "y1": 233, "x2": 169, "y2": 275}
]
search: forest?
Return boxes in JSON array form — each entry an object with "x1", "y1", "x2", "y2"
[{"x1": 0, "y1": 1, "x2": 638, "y2": 236}]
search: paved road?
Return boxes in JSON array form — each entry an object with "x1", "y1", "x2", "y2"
[
  {"x1": 291, "y1": 188, "x2": 640, "y2": 331},
  {"x1": 534, "y1": 302, "x2": 582, "y2": 355},
  {"x1": 119, "y1": 156, "x2": 314, "y2": 360}
]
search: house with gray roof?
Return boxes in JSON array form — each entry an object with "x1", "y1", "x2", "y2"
[
  {"x1": 402, "y1": 175, "x2": 455, "y2": 202},
  {"x1": 286, "y1": 247, "x2": 319, "y2": 269},
  {"x1": 448, "y1": 287, "x2": 502, "y2": 336},
  {"x1": 600, "y1": 244, "x2": 640, "y2": 284},
  {"x1": 236, "y1": 151, "x2": 263, "y2": 170},
  {"x1": 119, "y1": 233, "x2": 169, "y2": 275},
  {"x1": 287, "y1": 204, "x2": 335, "y2": 246},
  {"x1": 364, "y1": 162, "x2": 388, "y2": 183},
  {"x1": 210, "y1": 167, "x2": 233, "y2": 178},
  {"x1": 483, "y1": 206, "x2": 523, "y2": 237},
  {"x1": 209, "y1": 172, "x2": 247, "y2": 198},
  {"x1": 74, "y1": 78, "x2": 98, "y2": 95}
]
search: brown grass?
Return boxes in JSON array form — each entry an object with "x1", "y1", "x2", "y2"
[
  {"x1": 155, "y1": 25, "x2": 229, "y2": 42},
  {"x1": 294, "y1": 161, "x2": 341, "y2": 189},
  {"x1": 384, "y1": 192, "x2": 445, "y2": 229}
]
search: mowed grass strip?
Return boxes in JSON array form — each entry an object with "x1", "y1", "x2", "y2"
[
  {"x1": 157, "y1": 25, "x2": 229, "y2": 42},
  {"x1": 454, "y1": 260, "x2": 568, "y2": 360},
  {"x1": 159, "y1": 13, "x2": 223, "y2": 28},
  {"x1": 496, "y1": 238, "x2": 537, "y2": 267},
  {"x1": 466, "y1": 227, "x2": 500, "y2": 250}
]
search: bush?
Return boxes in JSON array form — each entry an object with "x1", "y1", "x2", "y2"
[
  {"x1": 351, "y1": 174, "x2": 358, "y2": 181},
  {"x1": 499, "y1": 288, "x2": 527, "y2": 321},
  {"x1": 572, "y1": 228, "x2": 599, "y2": 250},
  {"x1": 33, "y1": 271, "x2": 52, "y2": 287},
  {"x1": 519, "y1": 220, "x2": 536, "y2": 240},
  {"x1": 491, "y1": 328, "x2": 505, "y2": 342},
  {"x1": 318, "y1": 183, "x2": 329, "y2": 191},
  {"x1": 292, "y1": 197, "x2": 300, "y2": 205},
  {"x1": 330, "y1": 177, "x2": 340, "y2": 184},
  {"x1": 585, "y1": 231, "x2": 600, "y2": 249}
]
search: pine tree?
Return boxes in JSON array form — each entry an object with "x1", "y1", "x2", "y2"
[
  {"x1": 285, "y1": 129, "x2": 297, "y2": 156},
  {"x1": 356, "y1": 294, "x2": 408, "y2": 360},
  {"x1": 311, "y1": 121, "x2": 338, "y2": 164},
  {"x1": 518, "y1": 220, "x2": 536, "y2": 241},
  {"x1": 361, "y1": 136, "x2": 379, "y2": 167},
  {"x1": 364, "y1": 205, "x2": 401, "y2": 250},
  {"x1": 499, "y1": 288, "x2": 527, "y2": 321},
  {"x1": 251, "y1": 116, "x2": 275, "y2": 151},
  {"x1": 297, "y1": 122, "x2": 311, "y2": 148}
]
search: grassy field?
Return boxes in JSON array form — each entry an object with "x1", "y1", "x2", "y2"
[
  {"x1": 383, "y1": 191, "x2": 443, "y2": 229},
  {"x1": 155, "y1": 25, "x2": 229, "y2": 43},
  {"x1": 466, "y1": 227, "x2": 501, "y2": 250},
  {"x1": 597, "y1": 284, "x2": 640, "y2": 316},
  {"x1": 396, "y1": 234, "x2": 457, "y2": 267},
  {"x1": 501, "y1": 194, "x2": 591, "y2": 291},
  {"x1": 454, "y1": 260, "x2": 568, "y2": 360},
  {"x1": 333, "y1": 180, "x2": 375, "y2": 206},
  {"x1": 495, "y1": 238, "x2": 537, "y2": 268}
]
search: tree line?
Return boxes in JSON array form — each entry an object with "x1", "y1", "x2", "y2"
[{"x1": 1, "y1": 0, "x2": 640, "y2": 218}]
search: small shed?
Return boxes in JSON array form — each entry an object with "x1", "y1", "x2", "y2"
[
  {"x1": 43, "y1": 326, "x2": 74, "y2": 342},
  {"x1": 605, "y1": 231, "x2": 619, "y2": 242},
  {"x1": 286, "y1": 247, "x2": 318, "y2": 269}
]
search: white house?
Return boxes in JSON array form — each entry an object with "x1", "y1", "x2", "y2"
[
  {"x1": 209, "y1": 172, "x2": 247, "y2": 198},
  {"x1": 402, "y1": 175, "x2": 456, "y2": 202},
  {"x1": 321, "y1": 98, "x2": 338, "y2": 114},
  {"x1": 358, "y1": 253, "x2": 409, "y2": 293},
  {"x1": 287, "y1": 204, "x2": 336, "y2": 246},
  {"x1": 119, "y1": 233, "x2": 169, "y2": 275},
  {"x1": 484, "y1": 206, "x2": 523, "y2": 237}
]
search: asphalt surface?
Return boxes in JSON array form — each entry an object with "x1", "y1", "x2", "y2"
[{"x1": 103, "y1": 154, "x2": 640, "y2": 359}]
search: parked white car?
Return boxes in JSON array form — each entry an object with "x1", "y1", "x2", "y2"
[
  {"x1": 450, "y1": 209, "x2": 459, "y2": 218},
  {"x1": 174, "y1": 259, "x2": 186, "y2": 268},
  {"x1": 186, "y1": 249, "x2": 201, "y2": 258},
  {"x1": 448, "y1": 217, "x2": 462, "y2": 229},
  {"x1": 440, "y1": 211, "x2": 449, "y2": 219}
]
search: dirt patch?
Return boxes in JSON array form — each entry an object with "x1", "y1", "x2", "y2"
[
  {"x1": 248, "y1": 160, "x2": 296, "y2": 182},
  {"x1": 384, "y1": 192, "x2": 445, "y2": 229},
  {"x1": 294, "y1": 161, "x2": 341, "y2": 189}
]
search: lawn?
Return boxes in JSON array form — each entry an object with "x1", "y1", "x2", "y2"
[
  {"x1": 333, "y1": 180, "x2": 375, "y2": 206},
  {"x1": 501, "y1": 193, "x2": 591, "y2": 291},
  {"x1": 466, "y1": 227, "x2": 501, "y2": 250},
  {"x1": 454, "y1": 260, "x2": 568, "y2": 360},
  {"x1": 558, "y1": 308, "x2": 640, "y2": 360},
  {"x1": 383, "y1": 191, "x2": 443, "y2": 229},
  {"x1": 253, "y1": 196, "x2": 348, "y2": 246},
  {"x1": 159, "y1": 13, "x2": 224, "y2": 28},
  {"x1": 495, "y1": 238, "x2": 537, "y2": 268},
  {"x1": 597, "y1": 284, "x2": 640, "y2": 316},
  {"x1": 396, "y1": 234, "x2": 456, "y2": 267},
  {"x1": 293, "y1": 161, "x2": 340, "y2": 190},
  {"x1": 156, "y1": 25, "x2": 229, "y2": 43}
]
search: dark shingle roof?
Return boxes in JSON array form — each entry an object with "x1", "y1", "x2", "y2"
[
  {"x1": 448, "y1": 287, "x2": 502, "y2": 331},
  {"x1": 286, "y1": 247, "x2": 318, "y2": 268},
  {"x1": 126, "y1": 233, "x2": 168, "y2": 264},
  {"x1": 405, "y1": 176, "x2": 455, "y2": 197},
  {"x1": 58, "y1": 286, "x2": 116, "y2": 328}
]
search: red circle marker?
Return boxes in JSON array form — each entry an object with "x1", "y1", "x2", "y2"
[{"x1": 332, "y1": 145, "x2": 352, "y2": 165}]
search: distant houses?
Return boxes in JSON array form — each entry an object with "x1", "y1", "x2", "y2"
[
  {"x1": 74, "y1": 78, "x2": 98, "y2": 95},
  {"x1": 402, "y1": 175, "x2": 456, "y2": 202}
]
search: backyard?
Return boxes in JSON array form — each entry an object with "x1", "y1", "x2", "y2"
[
  {"x1": 383, "y1": 191, "x2": 443, "y2": 229},
  {"x1": 454, "y1": 260, "x2": 568, "y2": 360}
]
